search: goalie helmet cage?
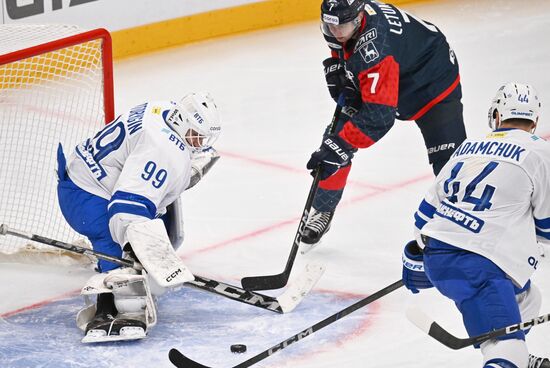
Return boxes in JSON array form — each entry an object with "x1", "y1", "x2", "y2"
[{"x1": 0, "y1": 25, "x2": 114, "y2": 264}]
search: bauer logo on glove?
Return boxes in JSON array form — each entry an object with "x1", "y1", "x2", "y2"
[
  {"x1": 307, "y1": 134, "x2": 354, "y2": 180},
  {"x1": 324, "y1": 137, "x2": 350, "y2": 161}
]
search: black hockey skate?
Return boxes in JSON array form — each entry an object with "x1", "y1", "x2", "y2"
[
  {"x1": 529, "y1": 355, "x2": 550, "y2": 368},
  {"x1": 301, "y1": 209, "x2": 334, "y2": 245},
  {"x1": 82, "y1": 293, "x2": 147, "y2": 343},
  {"x1": 83, "y1": 313, "x2": 147, "y2": 343}
]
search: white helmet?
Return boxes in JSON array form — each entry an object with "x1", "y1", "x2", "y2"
[
  {"x1": 488, "y1": 82, "x2": 541, "y2": 130},
  {"x1": 164, "y1": 92, "x2": 221, "y2": 153}
]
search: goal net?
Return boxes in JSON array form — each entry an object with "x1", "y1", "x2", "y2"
[{"x1": 0, "y1": 25, "x2": 114, "y2": 265}]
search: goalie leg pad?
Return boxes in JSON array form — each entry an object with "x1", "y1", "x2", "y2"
[
  {"x1": 126, "y1": 219, "x2": 194, "y2": 288},
  {"x1": 104, "y1": 269, "x2": 157, "y2": 328}
]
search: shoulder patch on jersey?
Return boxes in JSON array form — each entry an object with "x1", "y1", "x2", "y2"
[
  {"x1": 354, "y1": 28, "x2": 377, "y2": 53},
  {"x1": 359, "y1": 42, "x2": 380, "y2": 64},
  {"x1": 365, "y1": 4, "x2": 377, "y2": 15},
  {"x1": 151, "y1": 107, "x2": 162, "y2": 115}
]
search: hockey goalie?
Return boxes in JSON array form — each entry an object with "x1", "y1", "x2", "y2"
[{"x1": 56, "y1": 92, "x2": 221, "y2": 343}]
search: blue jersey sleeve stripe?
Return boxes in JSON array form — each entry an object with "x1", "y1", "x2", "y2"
[
  {"x1": 418, "y1": 200, "x2": 436, "y2": 219},
  {"x1": 536, "y1": 228, "x2": 550, "y2": 240},
  {"x1": 414, "y1": 212, "x2": 427, "y2": 230},
  {"x1": 108, "y1": 203, "x2": 154, "y2": 221},
  {"x1": 110, "y1": 190, "x2": 157, "y2": 218},
  {"x1": 534, "y1": 217, "x2": 550, "y2": 229}
]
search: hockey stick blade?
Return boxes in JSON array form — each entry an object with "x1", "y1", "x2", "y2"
[
  {"x1": 170, "y1": 349, "x2": 211, "y2": 368},
  {"x1": 240, "y1": 106, "x2": 342, "y2": 292},
  {"x1": 241, "y1": 272, "x2": 289, "y2": 292},
  {"x1": 240, "y1": 206, "x2": 308, "y2": 291},
  {"x1": 169, "y1": 280, "x2": 404, "y2": 368},
  {"x1": 0, "y1": 223, "x2": 313, "y2": 314},
  {"x1": 407, "y1": 306, "x2": 550, "y2": 350},
  {"x1": 189, "y1": 263, "x2": 323, "y2": 314}
]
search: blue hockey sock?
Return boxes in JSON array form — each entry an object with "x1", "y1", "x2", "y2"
[{"x1": 484, "y1": 358, "x2": 518, "y2": 368}]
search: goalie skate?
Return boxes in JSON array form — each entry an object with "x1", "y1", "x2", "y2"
[{"x1": 82, "y1": 314, "x2": 147, "y2": 343}]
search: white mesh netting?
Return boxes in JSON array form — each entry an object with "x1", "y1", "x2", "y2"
[{"x1": 0, "y1": 25, "x2": 111, "y2": 264}]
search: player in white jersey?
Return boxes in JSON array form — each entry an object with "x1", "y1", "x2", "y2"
[
  {"x1": 402, "y1": 83, "x2": 549, "y2": 367},
  {"x1": 56, "y1": 92, "x2": 222, "y2": 342}
]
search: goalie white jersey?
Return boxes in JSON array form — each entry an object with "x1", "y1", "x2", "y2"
[
  {"x1": 66, "y1": 101, "x2": 192, "y2": 245},
  {"x1": 414, "y1": 128, "x2": 550, "y2": 287}
]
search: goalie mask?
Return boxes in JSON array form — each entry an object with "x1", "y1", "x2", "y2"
[
  {"x1": 488, "y1": 82, "x2": 541, "y2": 131},
  {"x1": 164, "y1": 92, "x2": 221, "y2": 153},
  {"x1": 321, "y1": 0, "x2": 365, "y2": 43}
]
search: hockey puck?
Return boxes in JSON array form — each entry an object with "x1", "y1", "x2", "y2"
[{"x1": 230, "y1": 344, "x2": 247, "y2": 354}]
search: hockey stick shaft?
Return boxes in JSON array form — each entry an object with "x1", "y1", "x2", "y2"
[
  {"x1": 0, "y1": 223, "x2": 141, "y2": 269},
  {"x1": 240, "y1": 105, "x2": 342, "y2": 291},
  {"x1": 0, "y1": 223, "x2": 286, "y2": 313},
  {"x1": 169, "y1": 279, "x2": 404, "y2": 368},
  {"x1": 408, "y1": 307, "x2": 550, "y2": 350}
]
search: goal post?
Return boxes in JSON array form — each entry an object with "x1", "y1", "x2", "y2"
[{"x1": 0, "y1": 25, "x2": 114, "y2": 264}]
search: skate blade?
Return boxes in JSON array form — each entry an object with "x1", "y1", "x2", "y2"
[{"x1": 81, "y1": 326, "x2": 146, "y2": 343}]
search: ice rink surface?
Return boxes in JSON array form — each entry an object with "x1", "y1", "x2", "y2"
[{"x1": 1, "y1": 0, "x2": 550, "y2": 367}]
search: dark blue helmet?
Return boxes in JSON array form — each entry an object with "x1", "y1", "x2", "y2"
[{"x1": 321, "y1": 0, "x2": 365, "y2": 25}]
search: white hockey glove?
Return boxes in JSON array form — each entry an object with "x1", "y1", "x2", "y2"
[{"x1": 187, "y1": 147, "x2": 220, "y2": 190}]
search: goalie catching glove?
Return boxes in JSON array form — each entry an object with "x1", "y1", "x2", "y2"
[{"x1": 402, "y1": 240, "x2": 433, "y2": 294}]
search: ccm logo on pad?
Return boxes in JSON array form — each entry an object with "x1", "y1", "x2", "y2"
[{"x1": 166, "y1": 268, "x2": 182, "y2": 283}]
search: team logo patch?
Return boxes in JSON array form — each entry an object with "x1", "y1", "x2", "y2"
[
  {"x1": 359, "y1": 42, "x2": 379, "y2": 64},
  {"x1": 152, "y1": 107, "x2": 162, "y2": 114}
]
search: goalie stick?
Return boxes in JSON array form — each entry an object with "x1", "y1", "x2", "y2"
[
  {"x1": 0, "y1": 224, "x2": 322, "y2": 314},
  {"x1": 406, "y1": 307, "x2": 550, "y2": 350},
  {"x1": 240, "y1": 105, "x2": 342, "y2": 291},
  {"x1": 168, "y1": 279, "x2": 404, "y2": 368}
]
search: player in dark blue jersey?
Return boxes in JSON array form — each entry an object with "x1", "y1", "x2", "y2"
[{"x1": 303, "y1": 0, "x2": 467, "y2": 247}]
